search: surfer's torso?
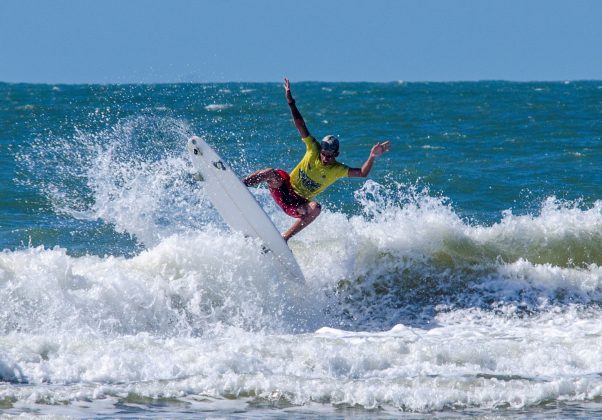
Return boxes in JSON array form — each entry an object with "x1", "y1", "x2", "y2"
[{"x1": 289, "y1": 136, "x2": 349, "y2": 200}]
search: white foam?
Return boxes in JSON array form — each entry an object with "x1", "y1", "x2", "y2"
[
  {"x1": 0, "y1": 230, "x2": 317, "y2": 337},
  {"x1": 1, "y1": 309, "x2": 601, "y2": 412}
]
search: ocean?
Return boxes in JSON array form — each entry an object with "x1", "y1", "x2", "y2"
[{"x1": 1, "y1": 80, "x2": 602, "y2": 418}]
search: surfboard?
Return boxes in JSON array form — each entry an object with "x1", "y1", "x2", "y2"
[{"x1": 187, "y1": 136, "x2": 305, "y2": 284}]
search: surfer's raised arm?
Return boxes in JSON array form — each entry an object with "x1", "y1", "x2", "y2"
[
  {"x1": 347, "y1": 141, "x2": 391, "y2": 178},
  {"x1": 284, "y1": 78, "x2": 310, "y2": 139}
]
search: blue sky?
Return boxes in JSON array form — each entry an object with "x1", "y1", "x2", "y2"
[{"x1": 1, "y1": 0, "x2": 601, "y2": 83}]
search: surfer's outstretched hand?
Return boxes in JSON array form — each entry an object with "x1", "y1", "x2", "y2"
[
  {"x1": 284, "y1": 78, "x2": 294, "y2": 103},
  {"x1": 371, "y1": 141, "x2": 391, "y2": 157}
]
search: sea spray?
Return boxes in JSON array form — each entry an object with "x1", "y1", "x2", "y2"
[{"x1": 0, "y1": 233, "x2": 317, "y2": 337}]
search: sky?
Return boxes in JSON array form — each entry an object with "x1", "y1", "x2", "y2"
[{"x1": 1, "y1": 0, "x2": 601, "y2": 84}]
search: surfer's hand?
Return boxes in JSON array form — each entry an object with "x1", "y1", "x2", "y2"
[
  {"x1": 284, "y1": 78, "x2": 294, "y2": 103},
  {"x1": 371, "y1": 141, "x2": 391, "y2": 157}
]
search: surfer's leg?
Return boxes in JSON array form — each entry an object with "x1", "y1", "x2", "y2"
[
  {"x1": 242, "y1": 168, "x2": 283, "y2": 188},
  {"x1": 282, "y1": 201, "x2": 321, "y2": 242}
]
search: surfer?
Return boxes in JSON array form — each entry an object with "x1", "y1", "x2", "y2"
[{"x1": 243, "y1": 78, "x2": 391, "y2": 242}]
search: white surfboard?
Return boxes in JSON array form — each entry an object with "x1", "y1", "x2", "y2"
[{"x1": 187, "y1": 136, "x2": 305, "y2": 284}]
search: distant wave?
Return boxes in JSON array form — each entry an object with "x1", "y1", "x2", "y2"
[{"x1": 204, "y1": 103, "x2": 232, "y2": 111}]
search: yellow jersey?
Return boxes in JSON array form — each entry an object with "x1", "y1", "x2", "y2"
[{"x1": 289, "y1": 136, "x2": 349, "y2": 200}]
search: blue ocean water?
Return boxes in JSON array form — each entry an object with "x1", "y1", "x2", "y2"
[{"x1": 1, "y1": 81, "x2": 602, "y2": 417}]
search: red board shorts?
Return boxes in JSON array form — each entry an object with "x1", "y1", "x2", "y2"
[{"x1": 269, "y1": 169, "x2": 309, "y2": 218}]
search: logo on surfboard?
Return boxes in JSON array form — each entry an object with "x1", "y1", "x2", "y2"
[{"x1": 212, "y1": 161, "x2": 226, "y2": 170}]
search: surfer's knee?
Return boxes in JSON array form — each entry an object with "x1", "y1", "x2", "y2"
[
  {"x1": 302, "y1": 201, "x2": 321, "y2": 218},
  {"x1": 264, "y1": 169, "x2": 284, "y2": 188}
]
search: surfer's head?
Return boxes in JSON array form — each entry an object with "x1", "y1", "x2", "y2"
[
  {"x1": 320, "y1": 135, "x2": 339, "y2": 164},
  {"x1": 321, "y1": 135, "x2": 339, "y2": 153}
]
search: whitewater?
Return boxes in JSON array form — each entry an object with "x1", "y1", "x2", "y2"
[{"x1": 1, "y1": 81, "x2": 602, "y2": 417}]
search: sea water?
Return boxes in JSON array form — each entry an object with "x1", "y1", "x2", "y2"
[{"x1": 1, "y1": 81, "x2": 602, "y2": 418}]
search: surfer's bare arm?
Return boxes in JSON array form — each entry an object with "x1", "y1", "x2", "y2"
[
  {"x1": 284, "y1": 78, "x2": 310, "y2": 138},
  {"x1": 348, "y1": 141, "x2": 391, "y2": 178}
]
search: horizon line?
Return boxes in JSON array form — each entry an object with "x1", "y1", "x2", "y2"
[{"x1": 1, "y1": 79, "x2": 601, "y2": 86}]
